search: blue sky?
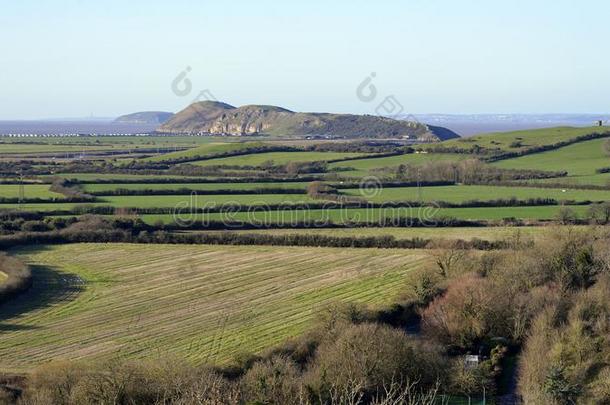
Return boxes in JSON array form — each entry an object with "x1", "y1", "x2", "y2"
[{"x1": 1, "y1": 0, "x2": 609, "y2": 119}]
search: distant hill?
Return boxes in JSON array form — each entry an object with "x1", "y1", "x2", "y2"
[
  {"x1": 157, "y1": 101, "x2": 459, "y2": 141},
  {"x1": 114, "y1": 111, "x2": 174, "y2": 125}
]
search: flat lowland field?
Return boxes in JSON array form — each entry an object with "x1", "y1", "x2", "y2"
[
  {"x1": 96, "y1": 194, "x2": 318, "y2": 208},
  {"x1": 82, "y1": 182, "x2": 311, "y2": 193},
  {"x1": 0, "y1": 244, "x2": 429, "y2": 371},
  {"x1": 0, "y1": 184, "x2": 63, "y2": 199},
  {"x1": 193, "y1": 151, "x2": 369, "y2": 166},
  {"x1": 534, "y1": 173, "x2": 610, "y2": 187},
  {"x1": 139, "y1": 205, "x2": 590, "y2": 225},
  {"x1": 41, "y1": 173, "x2": 234, "y2": 182},
  {"x1": 0, "y1": 143, "x2": 116, "y2": 154},
  {"x1": 0, "y1": 194, "x2": 319, "y2": 211},
  {"x1": 144, "y1": 141, "x2": 265, "y2": 162},
  {"x1": 342, "y1": 184, "x2": 610, "y2": 203}
]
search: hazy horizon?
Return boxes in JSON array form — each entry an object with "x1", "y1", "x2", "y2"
[{"x1": 2, "y1": 112, "x2": 609, "y2": 137}]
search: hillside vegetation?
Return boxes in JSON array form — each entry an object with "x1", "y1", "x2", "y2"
[
  {"x1": 441, "y1": 126, "x2": 608, "y2": 153},
  {"x1": 493, "y1": 137, "x2": 610, "y2": 186}
]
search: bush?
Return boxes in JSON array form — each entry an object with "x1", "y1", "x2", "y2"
[
  {"x1": 0, "y1": 253, "x2": 32, "y2": 305},
  {"x1": 555, "y1": 206, "x2": 578, "y2": 225},
  {"x1": 241, "y1": 356, "x2": 303, "y2": 405},
  {"x1": 519, "y1": 275, "x2": 610, "y2": 404},
  {"x1": 308, "y1": 323, "x2": 446, "y2": 400},
  {"x1": 588, "y1": 202, "x2": 610, "y2": 224}
]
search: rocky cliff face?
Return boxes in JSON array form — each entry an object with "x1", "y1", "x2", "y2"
[{"x1": 157, "y1": 101, "x2": 460, "y2": 141}]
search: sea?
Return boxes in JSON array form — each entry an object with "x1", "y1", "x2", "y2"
[{"x1": 0, "y1": 121, "x2": 158, "y2": 136}]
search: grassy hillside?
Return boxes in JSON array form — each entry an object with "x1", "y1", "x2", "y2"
[
  {"x1": 440, "y1": 126, "x2": 607, "y2": 152},
  {"x1": 328, "y1": 152, "x2": 470, "y2": 177},
  {"x1": 492, "y1": 137, "x2": 610, "y2": 186},
  {"x1": 0, "y1": 244, "x2": 429, "y2": 371}
]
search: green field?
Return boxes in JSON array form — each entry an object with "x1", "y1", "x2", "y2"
[
  {"x1": 82, "y1": 181, "x2": 311, "y2": 193},
  {"x1": 342, "y1": 184, "x2": 610, "y2": 203},
  {"x1": 534, "y1": 173, "x2": 610, "y2": 186},
  {"x1": 329, "y1": 152, "x2": 468, "y2": 177},
  {"x1": 40, "y1": 173, "x2": 222, "y2": 182},
  {"x1": 492, "y1": 137, "x2": 610, "y2": 185},
  {"x1": 0, "y1": 244, "x2": 429, "y2": 371},
  {"x1": 439, "y1": 126, "x2": 608, "y2": 152},
  {"x1": 0, "y1": 194, "x2": 319, "y2": 211},
  {"x1": 139, "y1": 204, "x2": 590, "y2": 225},
  {"x1": 0, "y1": 184, "x2": 62, "y2": 199},
  {"x1": 193, "y1": 151, "x2": 370, "y2": 167},
  {"x1": 144, "y1": 141, "x2": 266, "y2": 162},
  {"x1": 98, "y1": 194, "x2": 317, "y2": 208},
  {"x1": 0, "y1": 143, "x2": 115, "y2": 154}
]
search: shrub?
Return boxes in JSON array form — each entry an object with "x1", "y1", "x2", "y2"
[
  {"x1": 0, "y1": 253, "x2": 32, "y2": 305},
  {"x1": 555, "y1": 206, "x2": 578, "y2": 225},
  {"x1": 588, "y1": 201, "x2": 610, "y2": 224},
  {"x1": 241, "y1": 356, "x2": 303, "y2": 405},
  {"x1": 519, "y1": 275, "x2": 610, "y2": 404},
  {"x1": 308, "y1": 323, "x2": 446, "y2": 400}
]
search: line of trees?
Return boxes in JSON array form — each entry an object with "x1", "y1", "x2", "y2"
[{"x1": 384, "y1": 159, "x2": 567, "y2": 184}]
